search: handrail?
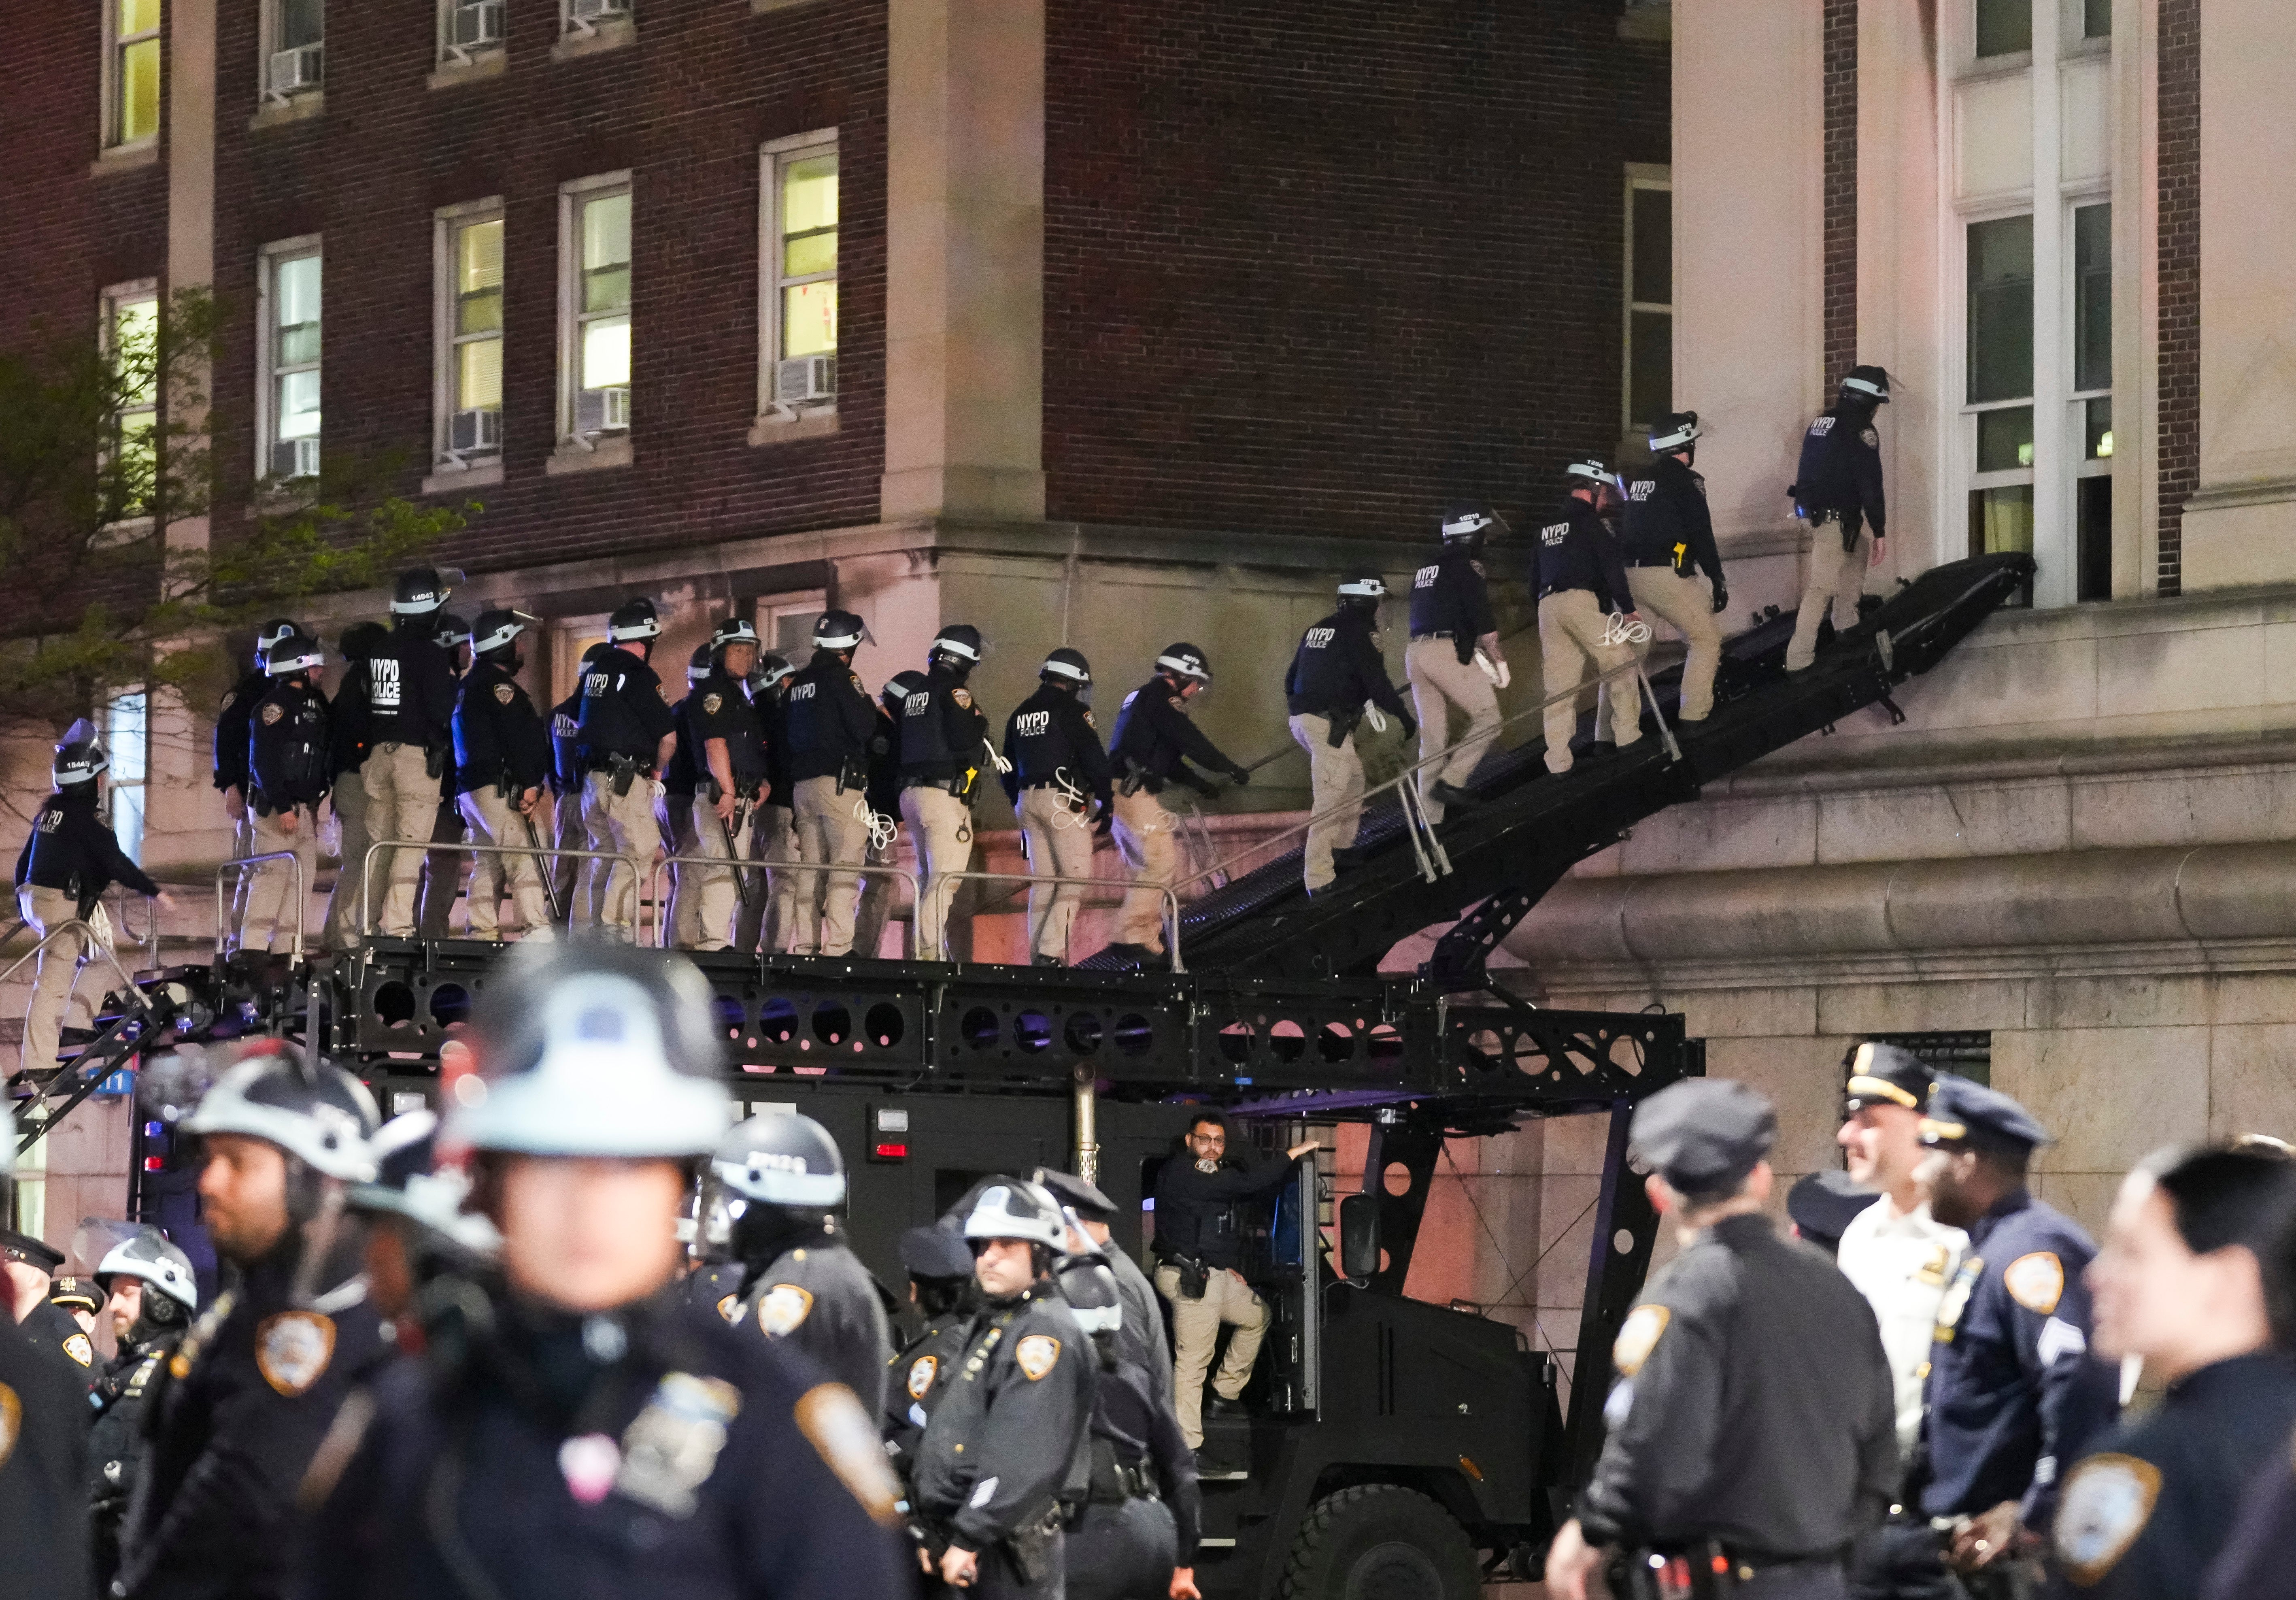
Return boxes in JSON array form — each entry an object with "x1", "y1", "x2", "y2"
[
  {"x1": 0, "y1": 917, "x2": 154, "y2": 1006},
  {"x1": 647, "y1": 852, "x2": 925, "y2": 953},
  {"x1": 922, "y1": 870, "x2": 1185, "y2": 972},
  {"x1": 359, "y1": 838, "x2": 645, "y2": 943},
  {"x1": 213, "y1": 851, "x2": 308, "y2": 959}
]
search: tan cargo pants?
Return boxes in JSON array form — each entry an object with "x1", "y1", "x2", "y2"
[
  {"x1": 902, "y1": 785, "x2": 973, "y2": 962},
  {"x1": 1539, "y1": 590, "x2": 1644, "y2": 774},
  {"x1": 1405, "y1": 636, "x2": 1499, "y2": 823},
  {"x1": 852, "y1": 833, "x2": 903, "y2": 960},
  {"x1": 1289, "y1": 713, "x2": 1365, "y2": 892},
  {"x1": 551, "y1": 788, "x2": 584, "y2": 927},
  {"x1": 1154, "y1": 1263, "x2": 1270, "y2": 1450},
  {"x1": 1786, "y1": 521, "x2": 1873, "y2": 672},
  {"x1": 1625, "y1": 565, "x2": 1724, "y2": 721},
  {"x1": 361, "y1": 742, "x2": 440, "y2": 937},
  {"x1": 17, "y1": 885, "x2": 93, "y2": 1076},
  {"x1": 1018, "y1": 785, "x2": 1096, "y2": 960},
  {"x1": 322, "y1": 775, "x2": 370, "y2": 951},
  {"x1": 678, "y1": 795, "x2": 755, "y2": 952},
  {"x1": 1110, "y1": 788, "x2": 1179, "y2": 953},
  {"x1": 458, "y1": 787, "x2": 556, "y2": 941},
  {"x1": 662, "y1": 793, "x2": 704, "y2": 949},
  {"x1": 793, "y1": 775, "x2": 868, "y2": 956},
  {"x1": 749, "y1": 805, "x2": 810, "y2": 954},
  {"x1": 240, "y1": 804, "x2": 316, "y2": 953},
  {"x1": 223, "y1": 811, "x2": 256, "y2": 951},
  {"x1": 580, "y1": 769, "x2": 660, "y2": 942}
]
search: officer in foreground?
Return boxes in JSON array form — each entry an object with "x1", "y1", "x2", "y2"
[
  {"x1": 900, "y1": 624, "x2": 995, "y2": 962},
  {"x1": 575, "y1": 598, "x2": 678, "y2": 940},
  {"x1": 1036, "y1": 1167, "x2": 1174, "y2": 1413},
  {"x1": 1619, "y1": 411, "x2": 1728, "y2": 722},
  {"x1": 680, "y1": 620, "x2": 770, "y2": 951},
  {"x1": 243, "y1": 632, "x2": 332, "y2": 953},
  {"x1": 1786, "y1": 365, "x2": 1891, "y2": 673},
  {"x1": 449, "y1": 609, "x2": 554, "y2": 942},
  {"x1": 913, "y1": 1179, "x2": 1095, "y2": 1596},
  {"x1": 2048, "y1": 1144, "x2": 2296, "y2": 1598},
  {"x1": 0, "y1": 1102, "x2": 92, "y2": 1596},
  {"x1": 1105, "y1": 645, "x2": 1248, "y2": 968},
  {"x1": 883, "y1": 1224, "x2": 978, "y2": 1487},
  {"x1": 1003, "y1": 649, "x2": 1111, "y2": 965},
  {"x1": 215, "y1": 619, "x2": 298, "y2": 951},
  {"x1": 714, "y1": 1110, "x2": 893, "y2": 1415},
  {"x1": 2202, "y1": 1157, "x2": 2296, "y2": 1600},
  {"x1": 5, "y1": 1224, "x2": 95, "y2": 1384},
  {"x1": 1407, "y1": 505, "x2": 1508, "y2": 823},
  {"x1": 14, "y1": 719, "x2": 165, "y2": 1078},
  {"x1": 321, "y1": 621, "x2": 384, "y2": 952},
  {"x1": 122, "y1": 1043, "x2": 388, "y2": 1600},
  {"x1": 352, "y1": 568, "x2": 460, "y2": 938},
  {"x1": 88, "y1": 1228, "x2": 199, "y2": 1593},
  {"x1": 298, "y1": 942, "x2": 908, "y2": 1597},
  {"x1": 1284, "y1": 572, "x2": 1413, "y2": 894},
  {"x1": 1547, "y1": 1078, "x2": 1897, "y2": 1600},
  {"x1": 785, "y1": 611, "x2": 882, "y2": 957},
  {"x1": 1535, "y1": 460, "x2": 1644, "y2": 774},
  {"x1": 1913, "y1": 1078, "x2": 2120, "y2": 1591}
]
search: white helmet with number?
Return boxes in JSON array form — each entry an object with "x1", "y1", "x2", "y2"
[
  {"x1": 182, "y1": 1046, "x2": 380, "y2": 1182},
  {"x1": 96, "y1": 1228, "x2": 200, "y2": 1312},
  {"x1": 961, "y1": 1178, "x2": 1069, "y2": 1251},
  {"x1": 712, "y1": 1112, "x2": 847, "y2": 1209}
]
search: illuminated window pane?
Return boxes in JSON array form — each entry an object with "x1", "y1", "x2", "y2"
[
  {"x1": 119, "y1": 39, "x2": 161, "y2": 143},
  {"x1": 783, "y1": 281, "x2": 837, "y2": 357},
  {"x1": 458, "y1": 286, "x2": 502, "y2": 337},
  {"x1": 276, "y1": 370, "x2": 322, "y2": 437},
  {"x1": 275, "y1": 254, "x2": 321, "y2": 367},
  {"x1": 113, "y1": 298, "x2": 160, "y2": 405},
  {"x1": 1969, "y1": 486, "x2": 2035, "y2": 557},
  {"x1": 458, "y1": 218, "x2": 504, "y2": 296},
  {"x1": 582, "y1": 317, "x2": 631, "y2": 387},
  {"x1": 584, "y1": 265, "x2": 629, "y2": 315},
  {"x1": 121, "y1": 0, "x2": 162, "y2": 35},
  {"x1": 782, "y1": 155, "x2": 838, "y2": 234},
  {"x1": 117, "y1": 412, "x2": 157, "y2": 484},
  {"x1": 1976, "y1": 406, "x2": 2034, "y2": 472},
  {"x1": 457, "y1": 339, "x2": 502, "y2": 409},
  {"x1": 582, "y1": 193, "x2": 630, "y2": 273},
  {"x1": 784, "y1": 232, "x2": 836, "y2": 279},
  {"x1": 2086, "y1": 397, "x2": 2113, "y2": 461}
]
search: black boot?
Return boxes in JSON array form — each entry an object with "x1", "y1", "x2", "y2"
[{"x1": 1430, "y1": 779, "x2": 1480, "y2": 812}]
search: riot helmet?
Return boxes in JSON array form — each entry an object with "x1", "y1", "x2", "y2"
[
  {"x1": 1440, "y1": 504, "x2": 1504, "y2": 546},
  {"x1": 348, "y1": 1109, "x2": 501, "y2": 1259},
  {"x1": 812, "y1": 610, "x2": 869, "y2": 653},
  {"x1": 1054, "y1": 1248, "x2": 1124, "y2": 1348},
  {"x1": 391, "y1": 566, "x2": 452, "y2": 617},
  {"x1": 929, "y1": 624, "x2": 985, "y2": 681},
  {"x1": 710, "y1": 617, "x2": 762, "y2": 656},
  {"x1": 1841, "y1": 365, "x2": 1892, "y2": 406},
  {"x1": 751, "y1": 653, "x2": 795, "y2": 694},
  {"x1": 181, "y1": 1045, "x2": 381, "y2": 1184},
  {"x1": 1563, "y1": 458, "x2": 1615, "y2": 492},
  {"x1": 254, "y1": 618, "x2": 300, "y2": 668},
  {"x1": 1154, "y1": 643, "x2": 1213, "y2": 686},
  {"x1": 96, "y1": 1227, "x2": 200, "y2": 1338},
  {"x1": 710, "y1": 1112, "x2": 848, "y2": 1267},
  {"x1": 579, "y1": 640, "x2": 612, "y2": 669},
  {"x1": 471, "y1": 608, "x2": 533, "y2": 666},
  {"x1": 607, "y1": 597, "x2": 662, "y2": 645},
  {"x1": 961, "y1": 1179, "x2": 1069, "y2": 1253},
  {"x1": 433, "y1": 611, "x2": 473, "y2": 653},
  {"x1": 1337, "y1": 571, "x2": 1387, "y2": 613},
  {"x1": 338, "y1": 620, "x2": 389, "y2": 665},
  {"x1": 1040, "y1": 647, "x2": 1092, "y2": 695},
  {"x1": 1648, "y1": 410, "x2": 1702, "y2": 455},
  {"x1": 265, "y1": 634, "x2": 325, "y2": 679},
  {"x1": 687, "y1": 643, "x2": 714, "y2": 687},
  {"x1": 882, "y1": 668, "x2": 928, "y2": 716},
  {"x1": 52, "y1": 718, "x2": 107, "y2": 788}
]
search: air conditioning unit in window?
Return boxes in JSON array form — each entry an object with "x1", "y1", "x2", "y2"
[
  {"x1": 449, "y1": 408, "x2": 502, "y2": 455},
  {"x1": 775, "y1": 356, "x2": 836, "y2": 406},
  {"x1": 266, "y1": 43, "x2": 324, "y2": 96},
  {"x1": 575, "y1": 386, "x2": 631, "y2": 436},
  {"x1": 567, "y1": 0, "x2": 629, "y2": 22},
  {"x1": 270, "y1": 438, "x2": 320, "y2": 479},
  {"x1": 448, "y1": 0, "x2": 504, "y2": 51}
]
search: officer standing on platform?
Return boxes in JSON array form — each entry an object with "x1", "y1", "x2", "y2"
[
  {"x1": 1535, "y1": 460, "x2": 1645, "y2": 775},
  {"x1": 296, "y1": 943, "x2": 910, "y2": 1598},
  {"x1": 661, "y1": 644, "x2": 714, "y2": 947},
  {"x1": 13, "y1": 719, "x2": 164, "y2": 1079},
  {"x1": 1003, "y1": 649, "x2": 1111, "y2": 966},
  {"x1": 452, "y1": 608, "x2": 553, "y2": 942},
  {"x1": 1913, "y1": 1078, "x2": 2120, "y2": 1594},
  {"x1": 738, "y1": 653, "x2": 801, "y2": 954},
  {"x1": 1286, "y1": 572, "x2": 1413, "y2": 894},
  {"x1": 1787, "y1": 366, "x2": 1892, "y2": 673},
  {"x1": 1546, "y1": 1078, "x2": 1898, "y2": 1600},
  {"x1": 883, "y1": 1225, "x2": 977, "y2": 1488},
  {"x1": 853, "y1": 670, "x2": 917, "y2": 962},
  {"x1": 574, "y1": 598, "x2": 678, "y2": 941},
  {"x1": 88, "y1": 1228, "x2": 199, "y2": 1594},
  {"x1": 1619, "y1": 411, "x2": 1729, "y2": 722},
  {"x1": 1407, "y1": 506, "x2": 1508, "y2": 823},
  {"x1": 0, "y1": 1103, "x2": 92, "y2": 1597},
  {"x1": 321, "y1": 621, "x2": 384, "y2": 952},
  {"x1": 216, "y1": 619, "x2": 299, "y2": 951},
  {"x1": 1104, "y1": 645, "x2": 1248, "y2": 969},
  {"x1": 242, "y1": 632, "x2": 330, "y2": 953},
  {"x1": 900, "y1": 624, "x2": 995, "y2": 962},
  {"x1": 123, "y1": 1045, "x2": 389, "y2": 1600},
  {"x1": 416, "y1": 611, "x2": 476, "y2": 938},
  {"x1": 547, "y1": 642, "x2": 606, "y2": 927},
  {"x1": 682, "y1": 619, "x2": 770, "y2": 951},
  {"x1": 714, "y1": 1110, "x2": 892, "y2": 1415},
  {"x1": 913, "y1": 1180, "x2": 1096, "y2": 1599},
  {"x1": 353, "y1": 567, "x2": 460, "y2": 939},
  {"x1": 785, "y1": 611, "x2": 881, "y2": 958}
]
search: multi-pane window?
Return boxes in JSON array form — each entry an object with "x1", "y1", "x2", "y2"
[
  {"x1": 563, "y1": 0, "x2": 632, "y2": 36},
  {"x1": 440, "y1": 0, "x2": 506, "y2": 63},
  {"x1": 439, "y1": 209, "x2": 504, "y2": 464},
  {"x1": 110, "y1": 0, "x2": 162, "y2": 147},
  {"x1": 764, "y1": 138, "x2": 839, "y2": 409},
  {"x1": 1975, "y1": 0, "x2": 2031, "y2": 58},
  {"x1": 263, "y1": 245, "x2": 323, "y2": 479},
  {"x1": 1623, "y1": 170, "x2": 1674, "y2": 436},
  {"x1": 1966, "y1": 216, "x2": 2035, "y2": 588},
  {"x1": 265, "y1": 0, "x2": 325, "y2": 98},
  {"x1": 107, "y1": 690, "x2": 149, "y2": 865},
  {"x1": 563, "y1": 180, "x2": 631, "y2": 440},
  {"x1": 103, "y1": 285, "x2": 160, "y2": 514},
  {"x1": 2082, "y1": 0, "x2": 2111, "y2": 41},
  {"x1": 2073, "y1": 203, "x2": 2113, "y2": 600}
]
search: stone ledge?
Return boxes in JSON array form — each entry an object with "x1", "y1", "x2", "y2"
[
  {"x1": 89, "y1": 142, "x2": 160, "y2": 178},
  {"x1": 249, "y1": 91, "x2": 325, "y2": 131},
  {"x1": 2185, "y1": 476, "x2": 2296, "y2": 513},
  {"x1": 748, "y1": 407, "x2": 839, "y2": 447},
  {"x1": 420, "y1": 459, "x2": 505, "y2": 497},
  {"x1": 550, "y1": 17, "x2": 634, "y2": 61},
  {"x1": 543, "y1": 435, "x2": 633, "y2": 476},
  {"x1": 426, "y1": 51, "x2": 507, "y2": 91}
]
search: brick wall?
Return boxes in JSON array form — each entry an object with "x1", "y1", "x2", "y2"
[
  {"x1": 1040, "y1": 0, "x2": 1671, "y2": 542},
  {"x1": 205, "y1": 0, "x2": 888, "y2": 581},
  {"x1": 2155, "y1": 0, "x2": 2201, "y2": 597},
  {"x1": 1822, "y1": 0, "x2": 1858, "y2": 389}
]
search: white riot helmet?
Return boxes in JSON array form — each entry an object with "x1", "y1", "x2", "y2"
[
  {"x1": 349, "y1": 1109, "x2": 502, "y2": 1258},
  {"x1": 96, "y1": 1228, "x2": 200, "y2": 1313},
  {"x1": 1153, "y1": 643, "x2": 1213, "y2": 684},
  {"x1": 181, "y1": 1047, "x2": 381, "y2": 1183},
  {"x1": 961, "y1": 1179, "x2": 1069, "y2": 1252},
  {"x1": 1054, "y1": 1248, "x2": 1124, "y2": 1338},
  {"x1": 1563, "y1": 459, "x2": 1615, "y2": 490},
  {"x1": 711, "y1": 1112, "x2": 848, "y2": 1209},
  {"x1": 1647, "y1": 410, "x2": 1702, "y2": 454}
]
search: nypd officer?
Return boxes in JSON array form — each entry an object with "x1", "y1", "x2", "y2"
[
  {"x1": 1787, "y1": 366, "x2": 1892, "y2": 673},
  {"x1": 574, "y1": 597, "x2": 678, "y2": 940},
  {"x1": 415, "y1": 611, "x2": 476, "y2": 939},
  {"x1": 123, "y1": 1044, "x2": 388, "y2": 1600},
  {"x1": 713, "y1": 1110, "x2": 893, "y2": 1415},
  {"x1": 884, "y1": 1224, "x2": 978, "y2": 1484},
  {"x1": 913, "y1": 1179, "x2": 1097, "y2": 1598},
  {"x1": 849, "y1": 669, "x2": 915, "y2": 962},
  {"x1": 1105, "y1": 645, "x2": 1248, "y2": 968},
  {"x1": 321, "y1": 621, "x2": 384, "y2": 952},
  {"x1": 297, "y1": 942, "x2": 909, "y2": 1598},
  {"x1": 900, "y1": 624, "x2": 995, "y2": 962},
  {"x1": 1619, "y1": 411, "x2": 1729, "y2": 722},
  {"x1": 88, "y1": 1228, "x2": 199, "y2": 1593},
  {"x1": 546, "y1": 642, "x2": 605, "y2": 927},
  {"x1": 4, "y1": 1226, "x2": 95, "y2": 1385},
  {"x1": 1547, "y1": 1077, "x2": 1897, "y2": 1600},
  {"x1": 48, "y1": 1274, "x2": 101, "y2": 1335},
  {"x1": 13, "y1": 719, "x2": 165, "y2": 1078},
  {"x1": 243, "y1": 632, "x2": 331, "y2": 953},
  {"x1": 2049, "y1": 1144, "x2": 2296, "y2": 1599},
  {"x1": 0, "y1": 1102, "x2": 92, "y2": 1597},
  {"x1": 1285, "y1": 572, "x2": 1413, "y2": 893},
  {"x1": 1035, "y1": 1167, "x2": 1174, "y2": 1414},
  {"x1": 1407, "y1": 506, "x2": 1508, "y2": 823},
  {"x1": 1003, "y1": 648, "x2": 1111, "y2": 966},
  {"x1": 353, "y1": 567, "x2": 460, "y2": 938},
  {"x1": 662, "y1": 644, "x2": 714, "y2": 946},
  {"x1": 683, "y1": 619, "x2": 771, "y2": 951},
  {"x1": 738, "y1": 653, "x2": 803, "y2": 954},
  {"x1": 1913, "y1": 1078, "x2": 2120, "y2": 1591},
  {"x1": 216, "y1": 619, "x2": 299, "y2": 950},
  {"x1": 785, "y1": 611, "x2": 882, "y2": 957},
  {"x1": 1535, "y1": 460, "x2": 1644, "y2": 775},
  {"x1": 452, "y1": 608, "x2": 555, "y2": 942}
]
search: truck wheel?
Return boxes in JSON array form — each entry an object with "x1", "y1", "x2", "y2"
[{"x1": 1278, "y1": 1484, "x2": 1482, "y2": 1600}]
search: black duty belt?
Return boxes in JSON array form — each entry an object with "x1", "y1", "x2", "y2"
[
  {"x1": 582, "y1": 758, "x2": 655, "y2": 776},
  {"x1": 1410, "y1": 630, "x2": 1460, "y2": 640},
  {"x1": 1624, "y1": 555, "x2": 1678, "y2": 569},
  {"x1": 902, "y1": 776, "x2": 967, "y2": 795}
]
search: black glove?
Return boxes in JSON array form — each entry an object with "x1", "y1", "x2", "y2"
[
  {"x1": 1188, "y1": 772, "x2": 1221, "y2": 798},
  {"x1": 1227, "y1": 765, "x2": 1252, "y2": 787},
  {"x1": 1398, "y1": 710, "x2": 1418, "y2": 743},
  {"x1": 1710, "y1": 579, "x2": 1730, "y2": 615}
]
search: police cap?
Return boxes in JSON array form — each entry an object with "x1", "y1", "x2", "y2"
[
  {"x1": 1033, "y1": 1167, "x2": 1118, "y2": 1221},
  {"x1": 0, "y1": 1229, "x2": 64, "y2": 1273},
  {"x1": 1920, "y1": 1076, "x2": 2049, "y2": 1157},
  {"x1": 1630, "y1": 1078, "x2": 1777, "y2": 1196},
  {"x1": 1843, "y1": 1040, "x2": 1935, "y2": 1114},
  {"x1": 47, "y1": 1275, "x2": 100, "y2": 1314},
  {"x1": 1786, "y1": 1169, "x2": 1879, "y2": 1251},
  {"x1": 899, "y1": 1224, "x2": 976, "y2": 1282}
]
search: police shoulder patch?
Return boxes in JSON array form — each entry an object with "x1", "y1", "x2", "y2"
[
  {"x1": 255, "y1": 1311, "x2": 337, "y2": 1397},
  {"x1": 716, "y1": 1294, "x2": 739, "y2": 1323},
  {"x1": 1082, "y1": 710, "x2": 1096, "y2": 729},
  {"x1": 906, "y1": 1353, "x2": 940, "y2": 1399},
  {"x1": 2055, "y1": 1453, "x2": 2161, "y2": 1585},
  {"x1": 62, "y1": 1332, "x2": 94, "y2": 1368},
  {"x1": 952, "y1": 687, "x2": 973, "y2": 709},
  {"x1": 1470, "y1": 560, "x2": 1487, "y2": 578},
  {"x1": 1014, "y1": 1333, "x2": 1062, "y2": 1381},
  {"x1": 1167, "y1": 696, "x2": 1185, "y2": 711},
  {"x1": 702, "y1": 693, "x2": 723, "y2": 715},
  {"x1": 260, "y1": 702, "x2": 284, "y2": 726},
  {"x1": 2005, "y1": 1251, "x2": 2066, "y2": 1315},
  {"x1": 220, "y1": 691, "x2": 237, "y2": 712},
  {"x1": 494, "y1": 683, "x2": 515, "y2": 706},
  {"x1": 795, "y1": 1381, "x2": 905, "y2": 1527},
  {"x1": 1860, "y1": 427, "x2": 1881, "y2": 449},
  {"x1": 0, "y1": 1383, "x2": 17, "y2": 1468},
  {"x1": 758, "y1": 1283, "x2": 815, "y2": 1338},
  {"x1": 1613, "y1": 1304, "x2": 1670, "y2": 1378}
]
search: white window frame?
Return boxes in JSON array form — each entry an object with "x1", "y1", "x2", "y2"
[
  {"x1": 560, "y1": 0, "x2": 633, "y2": 40},
  {"x1": 758, "y1": 130, "x2": 840, "y2": 421},
  {"x1": 257, "y1": 238, "x2": 323, "y2": 482},
  {"x1": 557, "y1": 172, "x2": 633, "y2": 450},
  {"x1": 756, "y1": 589, "x2": 829, "y2": 667},
  {"x1": 106, "y1": 687, "x2": 151, "y2": 866},
  {"x1": 258, "y1": 0, "x2": 326, "y2": 105},
  {"x1": 437, "y1": 0, "x2": 507, "y2": 66},
  {"x1": 1621, "y1": 163, "x2": 1673, "y2": 440},
  {"x1": 433, "y1": 198, "x2": 506, "y2": 474},
  {"x1": 102, "y1": 0, "x2": 164, "y2": 151},
  {"x1": 100, "y1": 279, "x2": 161, "y2": 525}
]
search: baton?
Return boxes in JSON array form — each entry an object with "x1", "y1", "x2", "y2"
[
  {"x1": 519, "y1": 809, "x2": 567, "y2": 924},
  {"x1": 714, "y1": 796, "x2": 763, "y2": 909}
]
